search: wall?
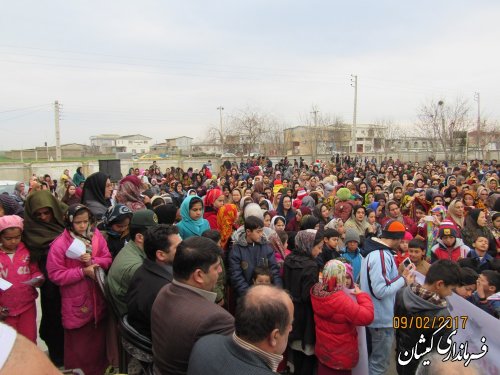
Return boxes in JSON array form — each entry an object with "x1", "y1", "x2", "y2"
[{"x1": 0, "y1": 157, "x2": 226, "y2": 182}]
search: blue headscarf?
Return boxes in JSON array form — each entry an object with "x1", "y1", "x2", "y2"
[{"x1": 177, "y1": 195, "x2": 210, "y2": 239}]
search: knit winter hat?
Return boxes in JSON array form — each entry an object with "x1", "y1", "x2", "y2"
[
  {"x1": 297, "y1": 189, "x2": 307, "y2": 199},
  {"x1": 438, "y1": 221, "x2": 457, "y2": 238},
  {"x1": 403, "y1": 231, "x2": 413, "y2": 241},
  {"x1": 381, "y1": 219, "x2": 406, "y2": 239},
  {"x1": 0, "y1": 215, "x2": 24, "y2": 233},
  {"x1": 344, "y1": 228, "x2": 360, "y2": 244},
  {"x1": 336, "y1": 187, "x2": 352, "y2": 202}
]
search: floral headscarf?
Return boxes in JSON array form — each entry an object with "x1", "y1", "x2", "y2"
[
  {"x1": 322, "y1": 259, "x2": 347, "y2": 293},
  {"x1": 217, "y1": 203, "x2": 239, "y2": 250}
]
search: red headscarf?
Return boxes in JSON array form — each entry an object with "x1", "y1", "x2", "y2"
[{"x1": 205, "y1": 188, "x2": 223, "y2": 209}]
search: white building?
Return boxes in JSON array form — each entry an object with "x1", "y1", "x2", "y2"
[
  {"x1": 115, "y1": 134, "x2": 153, "y2": 154},
  {"x1": 165, "y1": 136, "x2": 193, "y2": 153}
]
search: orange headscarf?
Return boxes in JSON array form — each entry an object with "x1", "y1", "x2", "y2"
[{"x1": 217, "y1": 203, "x2": 239, "y2": 250}]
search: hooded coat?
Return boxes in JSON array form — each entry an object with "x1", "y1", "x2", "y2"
[
  {"x1": 394, "y1": 285, "x2": 453, "y2": 375},
  {"x1": 430, "y1": 238, "x2": 470, "y2": 263},
  {"x1": 311, "y1": 284, "x2": 373, "y2": 370},
  {"x1": 228, "y1": 228, "x2": 282, "y2": 297}
]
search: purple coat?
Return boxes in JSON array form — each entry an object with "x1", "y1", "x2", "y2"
[{"x1": 47, "y1": 228, "x2": 112, "y2": 330}]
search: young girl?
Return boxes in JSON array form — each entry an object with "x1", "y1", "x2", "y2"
[
  {"x1": 270, "y1": 215, "x2": 286, "y2": 231},
  {"x1": 311, "y1": 259, "x2": 374, "y2": 375},
  {"x1": 0, "y1": 215, "x2": 43, "y2": 343},
  {"x1": 47, "y1": 204, "x2": 112, "y2": 375},
  {"x1": 394, "y1": 231, "x2": 413, "y2": 267},
  {"x1": 177, "y1": 195, "x2": 210, "y2": 239}
]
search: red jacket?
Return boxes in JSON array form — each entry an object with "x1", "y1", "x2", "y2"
[
  {"x1": 203, "y1": 210, "x2": 218, "y2": 230},
  {"x1": 0, "y1": 242, "x2": 42, "y2": 316},
  {"x1": 311, "y1": 284, "x2": 374, "y2": 370}
]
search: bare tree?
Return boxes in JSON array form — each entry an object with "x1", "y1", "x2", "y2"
[
  {"x1": 417, "y1": 97, "x2": 472, "y2": 161},
  {"x1": 230, "y1": 108, "x2": 269, "y2": 156}
]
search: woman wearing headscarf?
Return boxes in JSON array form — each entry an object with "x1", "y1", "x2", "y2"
[
  {"x1": 446, "y1": 199, "x2": 465, "y2": 237},
  {"x1": 22, "y1": 190, "x2": 67, "y2": 366},
  {"x1": 0, "y1": 194, "x2": 24, "y2": 218},
  {"x1": 170, "y1": 181, "x2": 186, "y2": 208},
  {"x1": 81, "y1": 172, "x2": 112, "y2": 220},
  {"x1": 276, "y1": 194, "x2": 296, "y2": 231},
  {"x1": 461, "y1": 208, "x2": 496, "y2": 256},
  {"x1": 203, "y1": 188, "x2": 225, "y2": 229},
  {"x1": 61, "y1": 184, "x2": 81, "y2": 206},
  {"x1": 72, "y1": 167, "x2": 86, "y2": 187},
  {"x1": 115, "y1": 175, "x2": 146, "y2": 212},
  {"x1": 381, "y1": 200, "x2": 417, "y2": 236},
  {"x1": 283, "y1": 229, "x2": 323, "y2": 375},
  {"x1": 311, "y1": 259, "x2": 374, "y2": 374},
  {"x1": 177, "y1": 195, "x2": 210, "y2": 239},
  {"x1": 344, "y1": 205, "x2": 371, "y2": 245},
  {"x1": 11, "y1": 181, "x2": 27, "y2": 206}
]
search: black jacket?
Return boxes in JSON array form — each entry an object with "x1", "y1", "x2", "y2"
[
  {"x1": 126, "y1": 258, "x2": 173, "y2": 338},
  {"x1": 316, "y1": 243, "x2": 341, "y2": 269},
  {"x1": 283, "y1": 253, "x2": 318, "y2": 349}
]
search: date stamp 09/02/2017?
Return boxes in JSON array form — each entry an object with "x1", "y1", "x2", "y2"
[{"x1": 393, "y1": 315, "x2": 469, "y2": 330}]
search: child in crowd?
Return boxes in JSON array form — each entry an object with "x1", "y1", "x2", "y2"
[
  {"x1": 454, "y1": 267, "x2": 478, "y2": 299},
  {"x1": 252, "y1": 266, "x2": 273, "y2": 285},
  {"x1": 0, "y1": 215, "x2": 43, "y2": 343},
  {"x1": 229, "y1": 216, "x2": 282, "y2": 298},
  {"x1": 431, "y1": 222, "x2": 470, "y2": 263},
  {"x1": 47, "y1": 204, "x2": 112, "y2": 375},
  {"x1": 459, "y1": 235, "x2": 500, "y2": 273},
  {"x1": 340, "y1": 229, "x2": 363, "y2": 283},
  {"x1": 201, "y1": 230, "x2": 226, "y2": 306},
  {"x1": 98, "y1": 204, "x2": 133, "y2": 259},
  {"x1": 394, "y1": 260, "x2": 462, "y2": 374},
  {"x1": 177, "y1": 195, "x2": 210, "y2": 240},
  {"x1": 263, "y1": 211, "x2": 272, "y2": 228},
  {"x1": 470, "y1": 270, "x2": 500, "y2": 318},
  {"x1": 270, "y1": 215, "x2": 286, "y2": 232},
  {"x1": 398, "y1": 239, "x2": 430, "y2": 276},
  {"x1": 316, "y1": 228, "x2": 341, "y2": 269},
  {"x1": 394, "y1": 231, "x2": 413, "y2": 267},
  {"x1": 310, "y1": 259, "x2": 374, "y2": 375}
]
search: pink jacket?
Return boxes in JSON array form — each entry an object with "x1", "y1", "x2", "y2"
[
  {"x1": 47, "y1": 228, "x2": 112, "y2": 330},
  {"x1": 0, "y1": 242, "x2": 42, "y2": 316}
]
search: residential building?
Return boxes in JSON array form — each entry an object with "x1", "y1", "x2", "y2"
[
  {"x1": 284, "y1": 123, "x2": 386, "y2": 156},
  {"x1": 165, "y1": 136, "x2": 193, "y2": 154},
  {"x1": 115, "y1": 134, "x2": 153, "y2": 154},
  {"x1": 89, "y1": 134, "x2": 121, "y2": 154}
]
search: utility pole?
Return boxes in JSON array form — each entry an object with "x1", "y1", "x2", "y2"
[
  {"x1": 54, "y1": 101, "x2": 62, "y2": 161},
  {"x1": 351, "y1": 75, "x2": 358, "y2": 155},
  {"x1": 217, "y1": 106, "x2": 224, "y2": 155},
  {"x1": 474, "y1": 92, "x2": 480, "y2": 159},
  {"x1": 310, "y1": 108, "x2": 319, "y2": 163}
]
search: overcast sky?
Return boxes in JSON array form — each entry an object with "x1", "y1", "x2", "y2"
[{"x1": 1, "y1": 1, "x2": 499, "y2": 149}]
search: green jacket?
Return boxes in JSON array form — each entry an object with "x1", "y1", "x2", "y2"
[{"x1": 107, "y1": 240, "x2": 145, "y2": 317}]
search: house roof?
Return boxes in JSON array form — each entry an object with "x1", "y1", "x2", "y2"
[
  {"x1": 118, "y1": 134, "x2": 152, "y2": 140},
  {"x1": 165, "y1": 136, "x2": 194, "y2": 141}
]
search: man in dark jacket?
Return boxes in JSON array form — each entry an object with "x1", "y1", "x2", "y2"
[
  {"x1": 228, "y1": 216, "x2": 282, "y2": 298},
  {"x1": 187, "y1": 285, "x2": 293, "y2": 375},
  {"x1": 394, "y1": 260, "x2": 461, "y2": 375},
  {"x1": 127, "y1": 224, "x2": 181, "y2": 338},
  {"x1": 151, "y1": 236, "x2": 234, "y2": 375}
]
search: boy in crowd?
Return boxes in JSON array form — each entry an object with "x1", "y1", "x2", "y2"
[
  {"x1": 316, "y1": 228, "x2": 341, "y2": 269},
  {"x1": 454, "y1": 267, "x2": 478, "y2": 299},
  {"x1": 470, "y1": 270, "x2": 500, "y2": 318},
  {"x1": 398, "y1": 239, "x2": 430, "y2": 276},
  {"x1": 252, "y1": 266, "x2": 273, "y2": 285},
  {"x1": 340, "y1": 229, "x2": 363, "y2": 283},
  {"x1": 431, "y1": 222, "x2": 470, "y2": 263},
  {"x1": 394, "y1": 260, "x2": 461, "y2": 375},
  {"x1": 229, "y1": 216, "x2": 282, "y2": 298},
  {"x1": 459, "y1": 235, "x2": 500, "y2": 273}
]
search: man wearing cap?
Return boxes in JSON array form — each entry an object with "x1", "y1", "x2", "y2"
[
  {"x1": 107, "y1": 210, "x2": 158, "y2": 317},
  {"x1": 360, "y1": 219, "x2": 415, "y2": 375}
]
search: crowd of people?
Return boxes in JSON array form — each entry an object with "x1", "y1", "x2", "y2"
[{"x1": 0, "y1": 155, "x2": 499, "y2": 375}]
